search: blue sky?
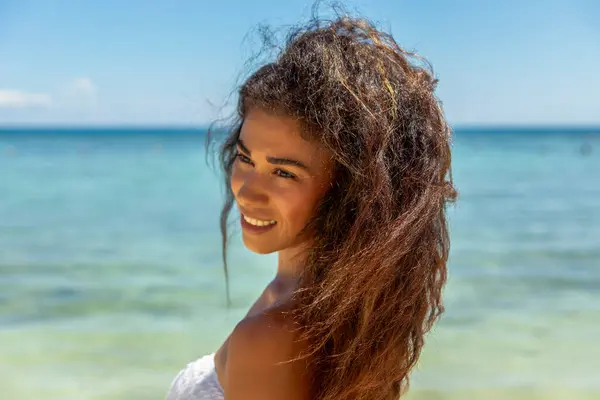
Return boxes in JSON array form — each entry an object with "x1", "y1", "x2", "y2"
[{"x1": 0, "y1": 0, "x2": 598, "y2": 126}]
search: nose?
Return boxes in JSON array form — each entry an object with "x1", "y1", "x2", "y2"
[{"x1": 235, "y1": 176, "x2": 269, "y2": 208}]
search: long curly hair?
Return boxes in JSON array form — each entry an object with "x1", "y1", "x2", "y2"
[{"x1": 208, "y1": 7, "x2": 457, "y2": 400}]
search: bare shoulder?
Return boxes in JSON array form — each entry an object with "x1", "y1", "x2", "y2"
[{"x1": 224, "y1": 310, "x2": 310, "y2": 400}]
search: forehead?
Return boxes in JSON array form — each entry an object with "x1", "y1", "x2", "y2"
[
  {"x1": 240, "y1": 108, "x2": 305, "y2": 149},
  {"x1": 239, "y1": 108, "x2": 330, "y2": 165}
]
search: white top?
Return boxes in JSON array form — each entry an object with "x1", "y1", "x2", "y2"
[{"x1": 166, "y1": 354, "x2": 224, "y2": 400}]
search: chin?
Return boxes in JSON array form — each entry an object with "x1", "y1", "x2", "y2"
[{"x1": 241, "y1": 235, "x2": 279, "y2": 255}]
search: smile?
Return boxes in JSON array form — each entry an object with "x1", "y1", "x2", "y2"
[
  {"x1": 242, "y1": 214, "x2": 277, "y2": 227},
  {"x1": 240, "y1": 214, "x2": 277, "y2": 233}
]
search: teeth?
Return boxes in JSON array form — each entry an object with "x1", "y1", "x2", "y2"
[{"x1": 243, "y1": 215, "x2": 276, "y2": 227}]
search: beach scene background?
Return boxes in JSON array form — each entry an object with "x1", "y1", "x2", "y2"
[
  {"x1": 1, "y1": 127, "x2": 599, "y2": 399},
  {"x1": 2, "y1": 0, "x2": 600, "y2": 399}
]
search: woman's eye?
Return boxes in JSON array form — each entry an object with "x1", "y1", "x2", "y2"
[
  {"x1": 275, "y1": 169, "x2": 296, "y2": 179},
  {"x1": 235, "y1": 153, "x2": 252, "y2": 164}
]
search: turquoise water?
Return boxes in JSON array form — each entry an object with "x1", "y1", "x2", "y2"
[{"x1": 1, "y1": 128, "x2": 599, "y2": 399}]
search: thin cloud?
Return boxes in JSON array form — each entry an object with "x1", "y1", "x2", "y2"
[
  {"x1": 68, "y1": 77, "x2": 97, "y2": 98},
  {"x1": 62, "y1": 77, "x2": 98, "y2": 113},
  {"x1": 0, "y1": 89, "x2": 52, "y2": 109}
]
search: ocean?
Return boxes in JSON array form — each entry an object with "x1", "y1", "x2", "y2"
[{"x1": 1, "y1": 127, "x2": 599, "y2": 399}]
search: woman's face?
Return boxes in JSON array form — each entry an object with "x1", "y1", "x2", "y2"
[{"x1": 230, "y1": 108, "x2": 333, "y2": 255}]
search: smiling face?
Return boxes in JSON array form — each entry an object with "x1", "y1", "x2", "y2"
[{"x1": 230, "y1": 108, "x2": 333, "y2": 255}]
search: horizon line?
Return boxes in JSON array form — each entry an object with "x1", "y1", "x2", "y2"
[{"x1": 1, "y1": 124, "x2": 600, "y2": 131}]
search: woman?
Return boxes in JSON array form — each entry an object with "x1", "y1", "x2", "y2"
[{"x1": 167, "y1": 12, "x2": 456, "y2": 400}]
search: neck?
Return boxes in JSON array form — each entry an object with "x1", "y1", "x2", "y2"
[
  {"x1": 277, "y1": 244, "x2": 307, "y2": 279},
  {"x1": 268, "y1": 245, "x2": 307, "y2": 303}
]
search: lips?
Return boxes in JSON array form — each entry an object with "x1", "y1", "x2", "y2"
[
  {"x1": 242, "y1": 214, "x2": 276, "y2": 227},
  {"x1": 240, "y1": 214, "x2": 277, "y2": 234},
  {"x1": 237, "y1": 207, "x2": 277, "y2": 234}
]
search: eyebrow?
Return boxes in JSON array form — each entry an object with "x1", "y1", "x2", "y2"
[{"x1": 236, "y1": 139, "x2": 310, "y2": 172}]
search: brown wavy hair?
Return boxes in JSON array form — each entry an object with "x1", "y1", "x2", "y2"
[{"x1": 208, "y1": 6, "x2": 457, "y2": 400}]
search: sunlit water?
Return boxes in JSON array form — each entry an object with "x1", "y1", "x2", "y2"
[{"x1": 1, "y1": 128, "x2": 599, "y2": 399}]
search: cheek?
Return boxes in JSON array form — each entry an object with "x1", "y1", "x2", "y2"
[
  {"x1": 230, "y1": 164, "x2": 242, "y2": 194},
  {"x1": 275, "y1": 183, "x2": 323, "y2": 232}
]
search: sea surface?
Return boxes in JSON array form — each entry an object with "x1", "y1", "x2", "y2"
[{"x1": 1, "y1": 127, "x2": 599, "y2": 400}]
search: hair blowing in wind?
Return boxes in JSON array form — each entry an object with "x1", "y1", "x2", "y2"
[{"x1": 209, "y1": 7, "x2": 457, "y2": 400}]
